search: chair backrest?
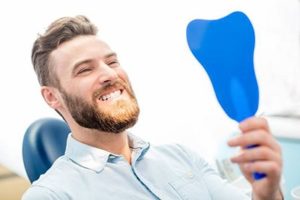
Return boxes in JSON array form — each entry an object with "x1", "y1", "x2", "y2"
[{"x1": 22, "y1": 118, "x2": 70, "y2": 183}]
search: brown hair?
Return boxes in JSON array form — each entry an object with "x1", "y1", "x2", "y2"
[{"x1": 32, "y1": 15, "x2": 98, "y2": 87}]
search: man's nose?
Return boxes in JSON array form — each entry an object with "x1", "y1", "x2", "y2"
[{"x1": 97, "y1": 62, "x2": 118, "y2": 84}]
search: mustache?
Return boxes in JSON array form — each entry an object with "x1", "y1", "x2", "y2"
[{"x1": 93, "y1": 79, "x2": 130, "y2": 98}]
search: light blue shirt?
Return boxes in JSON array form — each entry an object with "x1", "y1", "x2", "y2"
[{"x1": 22, "y1": 133, "x2": 250, "y2": 200}]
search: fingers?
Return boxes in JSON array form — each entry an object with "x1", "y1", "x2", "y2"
[
  {"x1": 233, "y1": 117, "x2": 283, "y2": 199},
  {"x1": 228, "y1": 117, "x2": 281, "y2": 153},
  {"x1": 230, "y1": 146, "x2": 281, "y2": 164},
  {"x1": 231, "y1": 146, "x2": 282, "y2": 180},
  {"x1": 228, "y1": 116, "x2": 282, "y2": 183},
  {"x1": 239, "y1": 117, "x2": 270, "y2": 133},
  {"x1": 227, "y1": 129, "x2": 281, "y2": 153},
  {"x1": 239, "y1": 161, "x2": 282, "y2": 181}
]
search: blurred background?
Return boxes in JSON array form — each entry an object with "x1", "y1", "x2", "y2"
[{"x1": 0, "y1": 0, "x2": 299, "y2": 199}]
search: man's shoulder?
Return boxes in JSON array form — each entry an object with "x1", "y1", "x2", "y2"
[
  {"x1": 32, "y1": 156, "x2": 72, "y2": 185},
  {"x1": 22, "y1": 185, "x2": 60, "y2": 200},
  {"x1": 23, "y1": 156, "x2": 80, "y2": 199}
]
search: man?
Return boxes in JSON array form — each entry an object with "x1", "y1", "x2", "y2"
[{"x1": 22, "y1": 15, "x2": 283, "y2": 200}]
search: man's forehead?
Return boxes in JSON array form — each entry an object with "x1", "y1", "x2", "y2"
[
  {"x1": 50, "y1": 35, "x2": 113, "y2": 66},
  {"x1": 53, "y1": 35, "x2": 110, "y2": 55}
]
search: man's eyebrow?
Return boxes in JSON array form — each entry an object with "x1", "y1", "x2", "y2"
[{"x1": 105, "y1": 52, "x2": 117, "y2": 59}]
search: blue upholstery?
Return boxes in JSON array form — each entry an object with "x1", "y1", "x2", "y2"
[{"x1": 22, "y1": 118, "x2": 70, "y2": 183}]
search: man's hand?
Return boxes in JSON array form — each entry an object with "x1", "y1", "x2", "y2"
[{"x1": 228, "y1": 117, "x2": 283, "y2": 200}]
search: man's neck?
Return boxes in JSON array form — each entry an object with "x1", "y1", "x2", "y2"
[{"x1": 71, "y1": 126, "x2": 132, "y2": 164}]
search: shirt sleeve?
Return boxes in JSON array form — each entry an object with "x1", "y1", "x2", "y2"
[{"x1": 22, "y1": 186, "x2": 62, "y2": 200}]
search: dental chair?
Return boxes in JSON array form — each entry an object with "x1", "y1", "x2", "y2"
[{"x1": 22, "y1": 118, "x2": 70, "y2": 183}]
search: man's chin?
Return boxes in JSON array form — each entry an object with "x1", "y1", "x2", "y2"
[{"x1": 100, "y1": 106, "x2": 139, "y2": 128}]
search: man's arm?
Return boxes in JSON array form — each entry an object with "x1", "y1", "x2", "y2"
[
  {"x1": 228, "y1": 117, "x2": 283, "y2": 200},
  {"x1": 22, "y1": 186, "x2": 61, "y2": 200}
]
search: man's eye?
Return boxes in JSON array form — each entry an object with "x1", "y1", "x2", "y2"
[
  {"x1": 109, "y1": 61, "x2": 119, "y2": 67},
  {"x1": 78, "y1": 67, "x2": 92, "y2": 74}
]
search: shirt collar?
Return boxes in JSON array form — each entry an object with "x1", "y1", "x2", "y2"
[{"x1": 64, "y1": 133, "x2": 150, "y2": 173}]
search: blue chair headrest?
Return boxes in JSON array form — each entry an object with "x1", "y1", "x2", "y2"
[{"x1": 22, "y1": 118, "x2": 70, "y2": 183}]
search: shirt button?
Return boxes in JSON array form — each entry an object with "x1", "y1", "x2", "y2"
[
  {"x1": 109, "y1": 155, "x2": 119, "y2": 161},
  {"x1": 186, "y1": 171, "x2": 194, "y2": 179}
]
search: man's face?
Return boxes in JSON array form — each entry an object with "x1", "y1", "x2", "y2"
[{"x1": 50, "y1": 35, "x2": 139, "y2": 133}]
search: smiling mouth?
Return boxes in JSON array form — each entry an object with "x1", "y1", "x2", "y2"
[{"x1": 99, "y1": 89, "x2": 123, "y2": 101}]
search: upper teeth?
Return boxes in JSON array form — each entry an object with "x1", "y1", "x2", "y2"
[{"x1": 100, "y1": 90, "x2": 121, "y2": 101}]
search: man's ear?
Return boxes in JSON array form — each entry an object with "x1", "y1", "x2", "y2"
[{"x1": 41, "y1": 86, "x2": 62, "y2": 109}]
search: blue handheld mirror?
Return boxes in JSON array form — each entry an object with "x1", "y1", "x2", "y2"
[{"x1": 186, "y1": 11, "x2": 265, "y2": 180}]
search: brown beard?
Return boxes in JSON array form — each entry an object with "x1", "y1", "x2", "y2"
[{"x1": 60, "y1": 79, "x2": 140, "y2": 133}]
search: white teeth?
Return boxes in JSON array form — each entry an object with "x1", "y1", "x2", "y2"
[{"x1": 100, "y1": 90, "x2": 121, "y2": 101}]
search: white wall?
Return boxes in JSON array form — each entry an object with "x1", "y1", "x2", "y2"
[{"x1": 0, "y1": 0, "x2": 299, "y2": 177}]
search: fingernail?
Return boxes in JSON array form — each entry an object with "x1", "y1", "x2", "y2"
[{"x1": 227, "y1": 138, "x2": 237, "y2": 146}]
